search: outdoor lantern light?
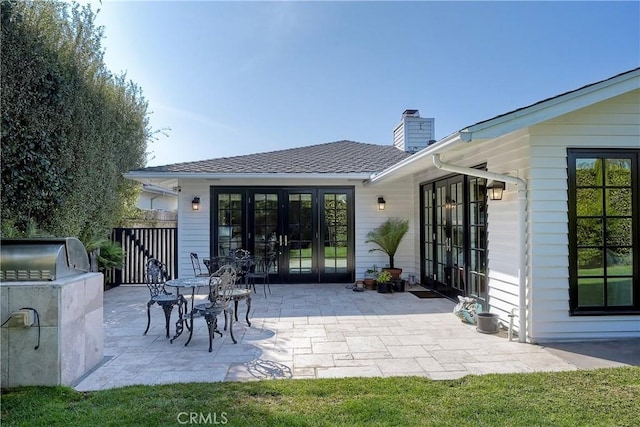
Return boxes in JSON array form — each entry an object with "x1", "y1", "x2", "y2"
[
  {"x1": 377, "y1": 196, "x2": 386, "y2": 211},
  {"x1": 487, "y1": 181, "x2": 505, "y2": 201},
  {"x1": 191, "y1": 196, "x2": 201, "y2": 211}
]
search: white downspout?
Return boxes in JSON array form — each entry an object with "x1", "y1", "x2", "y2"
[{"x1": 433, "y1": 154, "x2": 528, "y2": 343}]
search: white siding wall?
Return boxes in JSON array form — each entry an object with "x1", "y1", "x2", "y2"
[
  {"x1": 137, "y1": 192, "x2": 177, "y2": 211},
  {"x1": 175, "y1": 177, "x2": 416, "y2": 282},
  {"x1": 356, "y1": 179, "x2": 415, "y2": 280},
  {"x1": 527, "y1": 89, "x2": 640, "y2": 341},
  {"x1": 483, "y1": 133, "x2": 530, "y2": 331},
  {"x1": 176, "y1": 181, "x2": 211, "y2": 276}
]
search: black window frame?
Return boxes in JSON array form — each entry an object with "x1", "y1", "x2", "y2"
[{"x1": 567, "y1": 148, "x2": 640, "y2": 315}]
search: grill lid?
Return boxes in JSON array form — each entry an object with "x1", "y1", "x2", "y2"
[{"x1": 0, "y1": 238, "x2": 90, "y2": 281}]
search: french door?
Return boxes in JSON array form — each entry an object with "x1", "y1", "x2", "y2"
[
  {"x1": 421, "y1": 174, "x2": 487, "y2": 303},
  {"x1": 211, "y1": 187, "x2": 354, "y2": 283},
  {"x1": 434, "y1": 176, "x2": 465, "y2": 298}
]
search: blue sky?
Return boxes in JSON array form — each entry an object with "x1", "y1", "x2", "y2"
[{"x1": 90, "y1": 1, "x2": 639, "y2": 167}]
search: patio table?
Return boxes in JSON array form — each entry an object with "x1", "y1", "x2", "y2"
[
  {"x1": 166, "y1": 276, "x2": 252, "y2": 346},
  {"x1": 165, "y1": 276, "x2": 209, "y2": 343}
]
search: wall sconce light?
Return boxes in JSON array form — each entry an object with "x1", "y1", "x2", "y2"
[
  {"x1": 191, "y1": 196, "x2": 201, "y2": 211},
  {"x1": 377, "y1": 196, "x2": 386, "y2": 211},
  {"x1": 487, "y1": 181, "x2": 505, "y2": 201}
]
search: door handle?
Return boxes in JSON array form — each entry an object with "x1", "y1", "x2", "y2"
[
  {"x1": 284, "y1": 235, "x2": 288, "y2": 246},
  {"x1": 279, "y1": 235, "x2": 283, "y2": 246}
]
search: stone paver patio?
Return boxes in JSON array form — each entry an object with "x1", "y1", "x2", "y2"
[{"x1": 74, "y1": 283, "x2": 633, "y2": 391}]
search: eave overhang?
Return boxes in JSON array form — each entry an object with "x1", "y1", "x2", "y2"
[{"x1": 124, "y1": 172, "x2": 374, "y2": 184}]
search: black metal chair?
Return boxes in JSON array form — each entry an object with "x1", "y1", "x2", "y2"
[
  {"x1": 143, "y1": 258, "x2": 184, "y2": 338},
  {"x1": 207, "y1": 255, "x2": 232, "y2": 274},
  {"x1": 246, "y1": 252, "x2": 275, "y2": 297},
  {"x1": 185, "y1": 264, "x2": 237, "y2": 352},
  {"x1": 190, "y1": 252, "x2": 209, "y2": 277},
  {"x1": 228, "y1": 248, "x2": 252, "y2": 287}
]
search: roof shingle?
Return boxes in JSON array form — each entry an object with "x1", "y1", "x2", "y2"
[{"x1": 135, "y1": 140, "x2": 412, "y2": 174}]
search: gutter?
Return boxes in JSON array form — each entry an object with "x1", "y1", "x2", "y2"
[
  {"x1": 433, "y1": 154, "x2": 528, "y2": 343},
  {"x1": 142, "y1": 184, "x2": 178, "y2": 196}
]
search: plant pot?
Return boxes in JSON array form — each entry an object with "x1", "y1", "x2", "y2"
[
  {"x1": 392, "y1": 279, "x2": 405, "y2": 292},
  {"x1": 383, "y1": 268, "x2": 402, "y2": 281},
  {"x1": 363, "y1": 278, "x2": 376, "y2": 290},
  {"x1": 476, "y1": 312, "x2": 500, "y2": 334},
  {"x1": 377, "y1": 281, "x2": 393, "y2": 293}
]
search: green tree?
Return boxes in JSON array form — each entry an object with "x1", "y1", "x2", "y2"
[{"x1": 1, "y1": 0, "x2": 150, "y2": 243}]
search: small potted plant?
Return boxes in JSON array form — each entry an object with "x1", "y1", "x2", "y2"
[
  {"x1": 376, "y1": 270, "x2": 393, "y2": 293},
  {"x1": 365, "y1": 217, "x2": 409, "y2": 280},
  {"x1": 363, "y1": 265, "x2": 378, "y2": 289}
]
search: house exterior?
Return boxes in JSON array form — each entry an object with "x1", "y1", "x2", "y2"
[
  {"x1": 125, "y1": 68, "x2": 640, "y2": 342},
  {"x1": 137, "y1": 183, "x2": 178, "y2": 212}
]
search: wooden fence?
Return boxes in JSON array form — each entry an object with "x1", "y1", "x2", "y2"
[{"x1": 109, "y1": 227, "x2": 178, "y2": 285}]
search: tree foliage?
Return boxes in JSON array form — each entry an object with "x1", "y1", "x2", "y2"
[{"x1": 1, "y1": 0, "x2": 149, "y2": 242}]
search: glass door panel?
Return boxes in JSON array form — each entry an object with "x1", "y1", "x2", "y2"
[
  {"x1": 285, "y1": 191, "x2": 316, "y2": 281},
  {"x1": 468, "y1": 177, "x2": 487, "y2": 303},
  {"x1": 435, "y1": 182, "x2": 448, "y2": 287},
  {"x1": 320, "y1": 190, "x2": 353, "y2": 282},
  {"x1": 450, "y1": 180, "x2": 465, "y2": 292},
  {"x1": 432, "y1": 177, "x2": 465, "y2": 297},
  {"x1": 216, "y1": 192, "x2": 244, "y2": 256},
  {"x1": 422, "y1": 187, "x2": 435, "y2": 280},
  {"x1": 322, "y1": 193, "x2": 347, "y2": 274},
  {"x1": 250, "y1": 192, "x2": 279, "y2": 277}
]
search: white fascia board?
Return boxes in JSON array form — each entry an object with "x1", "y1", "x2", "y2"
[
  {"x1": 464, "y1": 72, "x2": 640, "y2": 140},
  {"x1": 364, "y1": 132, "x2": 465, "y2": 186},
  {"x1": 124, "y1": 172, "x2": 373, "y2": 182}
]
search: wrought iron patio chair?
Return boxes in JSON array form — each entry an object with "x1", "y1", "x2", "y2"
[
  {"x1": 228, "y1": 248, "x2": 252, "y2": 287},
  {"x1": 190, "y1": 252, "x2": 209, "y2": 277},
  {"x1": 207, "y1": 255, "x2": 232, "y2": 274},
  {"x1": 143, "y1": 258, "x2": 184, "y2": 338},
  {"x1": 184, "y1": 264, "x2": 237, "y2": 352},
  {"x1": 246, "y1": 252, "x2": 276, "y2": 297}
]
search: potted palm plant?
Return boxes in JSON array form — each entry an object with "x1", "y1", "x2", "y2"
[
  {"x1": 365, "y1": 217, "x2": 409, "y2": 281},
  {"x1": 84, "y1": 237, "x2": 126, "y2": 289}
]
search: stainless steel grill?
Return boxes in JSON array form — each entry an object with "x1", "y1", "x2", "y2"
[{"x1": 0, "y1": 237, "x2": 90, "y2": 281}]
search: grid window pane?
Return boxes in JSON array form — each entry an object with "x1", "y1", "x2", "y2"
[
  {"x1": 578, "y1": 278, "x2": 604, "y2": 306},
  {"x1": 570, "y1": 151, "x2": 638, "y2": 313},
  {"x1": 607, "y1": 278, "x2": 633, "y2": 306}
]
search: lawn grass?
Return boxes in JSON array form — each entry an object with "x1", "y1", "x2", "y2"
[{"x1": 2, "y1": 367, "x2": 639, "y2": 426}]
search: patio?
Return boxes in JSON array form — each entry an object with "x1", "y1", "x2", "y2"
[{"x1": 74, "y1": 283, "x2": 629, "y2": 391}]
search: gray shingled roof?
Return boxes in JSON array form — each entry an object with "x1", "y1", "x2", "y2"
[{"x1": 135, "y1": 140, "x2": 412, "y2": 174}]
